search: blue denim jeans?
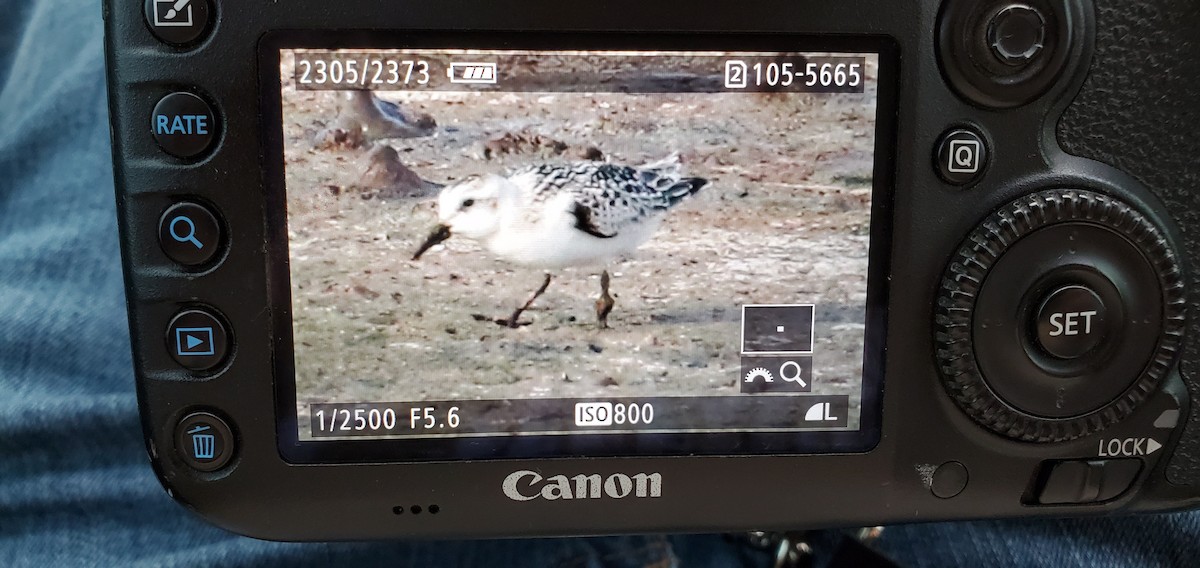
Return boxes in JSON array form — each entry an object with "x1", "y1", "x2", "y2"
[{"x1": 0, "y1": 0, "x2": 1196, "y2": 566}]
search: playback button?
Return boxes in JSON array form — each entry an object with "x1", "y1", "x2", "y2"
[
  {"x1": 166, "y1": 308, "x2": 229, "y2": 371},
  {"x1": 159, "y1": 202, "x2": 222, "y2": 266}
]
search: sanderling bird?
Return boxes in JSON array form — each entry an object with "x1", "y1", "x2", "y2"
[
  {"x1": 413, "y1": 155, "x2": 708, "y2": 328},
  {"x1": 346, "y1": 90, "x2": 437, "y2": 139}
]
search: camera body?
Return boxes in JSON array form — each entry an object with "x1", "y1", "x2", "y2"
[{"x1": 104, "y1": 0, "x2": 1200, "y2": 539}]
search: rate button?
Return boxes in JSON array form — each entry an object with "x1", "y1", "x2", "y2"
[
  {"x1": 1035, "y1": 285, "x2": 1107, "y2": 360},
  {"x1": 151, "y1": 92, "x2": 217, "y2": 158}
]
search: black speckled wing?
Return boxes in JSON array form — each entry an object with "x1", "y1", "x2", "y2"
[{"x1": 515, "y1": 162, "x2": 707, "y2": 239}]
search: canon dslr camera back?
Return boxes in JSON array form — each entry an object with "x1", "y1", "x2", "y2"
[{"x1": 104, "y1": 0, "x2": 1200, "y2": 539}]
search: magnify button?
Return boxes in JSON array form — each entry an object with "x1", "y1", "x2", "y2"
[
  {"x1": 158, "y1": 202, "x2": 222, "y2": 266},
  {"x1": 170, "y1": 215, "x2": 204, "y2": 249}
]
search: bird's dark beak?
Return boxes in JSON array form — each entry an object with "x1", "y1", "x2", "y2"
[{"x1": 413, "y1": 224, "x2": 452, "y2": 260}]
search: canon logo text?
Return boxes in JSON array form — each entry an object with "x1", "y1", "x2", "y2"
[{"x1": 502, "y1": 470, "x2": 663, "y2": 501}]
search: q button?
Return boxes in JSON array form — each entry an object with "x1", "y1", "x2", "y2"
[
  {"x1": 935, "y1": 127, "x2": 989, "y2": 186},
  {"x1": 158, "y1": 202, "x2": 222, "y2": 267}
]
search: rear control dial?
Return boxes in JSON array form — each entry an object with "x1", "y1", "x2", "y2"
[{"x1": 935, "y1": 189, "x2": 1184, "y2": 442}]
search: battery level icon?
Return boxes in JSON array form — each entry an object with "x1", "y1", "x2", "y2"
[{"x1": 447, "y1": 62, "x2": 498, "y2": 84}]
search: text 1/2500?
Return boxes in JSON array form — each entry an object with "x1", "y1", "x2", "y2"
[{"x1": 312, "y1": 406, "x2": 460, "y2": 434}]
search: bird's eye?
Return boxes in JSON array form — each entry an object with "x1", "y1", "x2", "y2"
[{"x1": 462, "y1": 199, "x2": 475, "y2": 208}]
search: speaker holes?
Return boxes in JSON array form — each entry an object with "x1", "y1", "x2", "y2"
[{"x1": 391, "y1": 504, "x2": 440, "y2": 516}]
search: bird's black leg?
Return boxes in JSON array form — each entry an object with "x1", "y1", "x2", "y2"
[
  {"x1": 500, "y1": 273, "x2": 552, "y2": 328},
  {"x1": 595, "y1": 270, "x2": 615, "y2": 329}
]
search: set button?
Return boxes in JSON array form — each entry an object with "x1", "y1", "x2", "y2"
[
  {"x1": 166, "y1": 308, "x2": 229, "y2": 371},
  {"x1": 175, "y1": 411, "x2": 234, "y2": 472},
  {"x1": 143, "y1": 0, "x2": 213, "y2": 45},
  {"x1": 152, "y1": 92, "x2": 216, "y2": 158},
  {"x1": 1034, "y1": 285, "x2": 1107, "y2": 360}
]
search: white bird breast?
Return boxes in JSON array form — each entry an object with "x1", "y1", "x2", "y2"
[{"x1": 483, "y1": 192, "x2": 664, "y2": 269}]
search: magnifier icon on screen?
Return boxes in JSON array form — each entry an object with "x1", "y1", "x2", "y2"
[{"x1": 169, "y1": 216, "x2": 204, "y2": 249}]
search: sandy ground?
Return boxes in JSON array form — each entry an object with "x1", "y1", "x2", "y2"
[{"x1": 279, "y1": 50, "x2": 880, "y2": 437}]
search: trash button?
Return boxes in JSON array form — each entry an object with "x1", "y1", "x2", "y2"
[{"x1": 175, "y1": 411, "x2": 234, "y2": 472}]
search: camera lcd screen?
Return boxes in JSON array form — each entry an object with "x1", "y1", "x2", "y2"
[{"x1": 267, "y1": 39, "x2": 892, "y2": 461}]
